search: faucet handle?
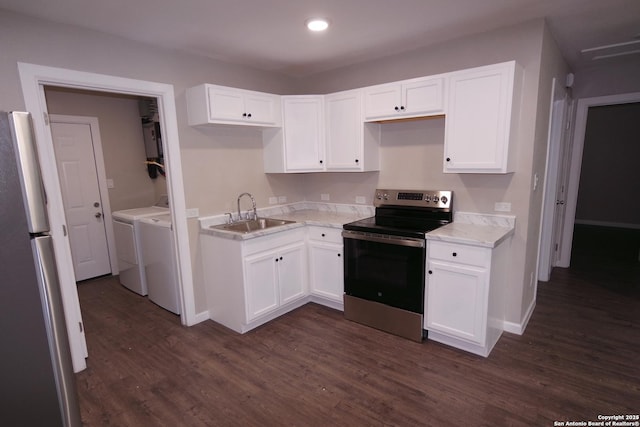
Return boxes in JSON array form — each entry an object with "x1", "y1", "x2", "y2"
[{"x1": 225, "y1": 212, "x2": 234, "y2": 224}]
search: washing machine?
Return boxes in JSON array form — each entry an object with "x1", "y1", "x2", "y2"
[
  {"x1": 138, "y1": 213, "x2": 181, "y2": 315},
  {"x1": 112, "y1": 196, "x2": 169, "y2": 295}
]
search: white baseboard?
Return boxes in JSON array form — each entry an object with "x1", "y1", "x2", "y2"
[
  {"x1": 309, "y1": 295, "x2": 344, "y2": 312},
  {"x1": 191, "y1": 310, "x2": 211, "y2": 325},
  {"x1": 503, "y1": 299, "x2": 536, "y2": 335}
]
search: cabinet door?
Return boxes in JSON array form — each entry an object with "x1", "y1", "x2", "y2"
[
  {"x1": 277, "y1": 242, "x2": 307, "y2": 305},
  {"x1": 444, "y1": 62, "x2": 516, "y2": 173},
  {"x1": 244, "y1": 250, "x2": 279, "y2": 321},
  {"x1": 363, "y1": 83, "x2": 402, "y2": 120},
  {"x1": 244, "y1": 92, "x2": 279, "y2": 125},
  {"x1": 283, "y1": 96, "x2": 325, "y2": 171},
  {"x1": 426, "y1": 260, "x2": 487, "y2": 345},
  {"x1": 325, "y1": 90, "x2": 362, "y2": 171},
  {"x1": 403, "y1": 78, "x2": 444, "y2": 116},
  {"x1": 207, "y1": 85, "x2": 246, "y2": 123},
  {"x1": 308, "y1": 242, "x2": 344, "y2": 302}
]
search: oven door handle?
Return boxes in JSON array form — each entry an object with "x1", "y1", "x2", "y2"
[{"x1": 342, "y1": 230, "x2": 425, "y2": 248}]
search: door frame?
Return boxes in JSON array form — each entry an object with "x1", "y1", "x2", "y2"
[
  {"x1": 558, "y1": 91, "x2": 640, "y2": 267},
  {"x1": 537, "y1": 78, "x2": 570, "y2": 281},
  {"x1": 50, "y1": 114, "x2": 119, "y2": 277},
  {"x1": 18, "y1": 63, "x2": 196, "y2": 372}
]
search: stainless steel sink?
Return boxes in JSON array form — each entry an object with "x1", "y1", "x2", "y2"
[{"x1": 210, "y1": 217, "x2": 296, "y2": 234}]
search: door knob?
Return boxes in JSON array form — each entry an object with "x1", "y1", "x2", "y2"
[
  {"x1": 95, "y1": 212, "x2": 102, "y2": 218},
  {"x1": 94, "y1": 202, "x2": 100, "y2": 207}
]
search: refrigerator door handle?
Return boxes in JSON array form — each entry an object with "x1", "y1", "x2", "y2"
[
  {"x1": 32, "y1": 236, "x2": 82, "y2": 426},
  {"x1": 9, "y1": 111, "x2": 50, "y2": 233}
]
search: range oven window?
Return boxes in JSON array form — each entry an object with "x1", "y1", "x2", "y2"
[{"x1": 343, "y1": 236, "x2": 425, "y2": 314}]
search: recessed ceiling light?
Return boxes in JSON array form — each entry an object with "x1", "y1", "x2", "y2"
[{"x1": 306, "y1": 18, "x2": 329, "y2": 32}]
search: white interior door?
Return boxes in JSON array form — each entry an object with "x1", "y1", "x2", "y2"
[
  {"x1": 551, "y1": 97, "x2": 573, "y2": 267},
  {"x1": 51, "y1": 120, "x2": 111, "y2": 281},
  {"x1": 538, "y1": 78, "x2": 571, "y2": 281}
]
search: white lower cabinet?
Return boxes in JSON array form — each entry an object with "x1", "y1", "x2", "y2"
[
  {"x1": 307, "y1": 226, "x2": 344, "y2": 308},
  {"x1": 426, "y1": 259, "x2": 488, "y2": 345},
  {"x1": 425, "y1": 239, "x2": 508, "y2": 357},
  {"x1": 245, "y1": 240, "x2": 306, "y2": 321},
  {"x1": 201, "y1": 228, "x2": 308, "y2": 333}
]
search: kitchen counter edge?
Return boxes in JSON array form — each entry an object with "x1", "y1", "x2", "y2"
[
  {"x1": 199, "y1": 203, "x2": 374, "y2": 241},
  {"x1": 426, "y1": 212, "x2": 516, "y2": 248}
]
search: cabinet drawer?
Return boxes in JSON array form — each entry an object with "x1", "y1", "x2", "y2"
[
  {"x1": 307, "y1": 226, "x2": 343, "y2": 244},
  {"x1": 428, "y1": 241, "x2": 489, "y2": 268}
]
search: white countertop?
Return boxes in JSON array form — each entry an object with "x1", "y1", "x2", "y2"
[
  {"x1": 426, "y1": 211, "x2": 516, "y2": 248},
  {"x1": 267, "y1": 209, "x2": 368, "y2": 228},
  {"x1": 200, "y1": 204, "x2": 515, "y2": 247},
  {"x1": 199, "y1": 202, "x2": 373, "y2": 240}
]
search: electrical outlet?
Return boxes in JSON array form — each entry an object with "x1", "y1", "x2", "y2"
[
  {"x1": 268, "y1": 197, "x2": 278, "y2": 205},
  {"x1": 185, "y1": 208, "x2": 199, "y2": 218},
  {"x1": 321, "y1": 193, "x2": 330, "y2": 201},
  {"x1": 494, "y1": 202, "x2": 511, "y2": 212},
  {"x1": 278, "y1": 196, "x2": 287, "y2": 203},
  {"x1": 355, "y1": 196, "x2": 366, "y2": 204},
  {"x1": 106, "y1": 178, "x2": 114, "y2": 189}
]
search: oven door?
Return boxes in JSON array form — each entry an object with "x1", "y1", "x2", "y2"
[{"x1": 343, "y1": 230, "x2": 426, "y2": 314}]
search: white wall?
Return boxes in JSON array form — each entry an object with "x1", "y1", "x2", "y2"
[
  {"x1": 44, "y1": 88, "x2": 166, "y2": 212},
  {"x1": 573, "y1": 59, "x2": 640, "y2": 99}
]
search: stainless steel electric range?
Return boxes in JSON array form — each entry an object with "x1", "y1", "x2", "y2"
[{"x1": 342, "y1": 188, "x2": 453, "y2": 342}]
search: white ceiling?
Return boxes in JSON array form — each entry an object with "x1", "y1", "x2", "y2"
[{"x1": 1, "y1": 0, "x2": 639, "y2": 76}]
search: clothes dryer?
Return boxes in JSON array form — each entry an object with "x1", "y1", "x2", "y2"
[
  {"x1": 111, "y1": 196, "x2": 169, "y2": 295},
  {"x1": 138, "y1": 213, "x2": 180, "y2": 314}
]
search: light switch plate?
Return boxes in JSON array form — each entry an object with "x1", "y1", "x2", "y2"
[
  {"x1": 186, "y1": 208, "x2": 199, "y2": 218},
  {"x1": 355, "y1": 196, "x2": 366, "y2": 204},
  {"x1": 106, "y1": 178, "x2": 114, "y2": 189},
  {"x1": 278, "y1": 196, "x2": 287, "y2": 203},
  {"x1": 321, "y1": 193, "x2": 330, "y2": 201},
  {"x1": 268, "y1": 197, "x2": 278, "y2": 205}
]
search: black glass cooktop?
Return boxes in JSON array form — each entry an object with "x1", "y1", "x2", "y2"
[{"x1": 343, "y1": 206, "x2": 452, "y2": 239}]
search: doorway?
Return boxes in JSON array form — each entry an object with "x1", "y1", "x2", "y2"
[
  {"x1": 18, "y1": 62, "x2": 196, "y2": 373},
  {"x1": 558, "y1": 92, "x2": 640, "y2": 294},
  {"x1": 560, "y1": 92, "x2": 640, "y2": 266},
  {"x1": 568, "y1": 101, "x2": 640, "y2": 294}
]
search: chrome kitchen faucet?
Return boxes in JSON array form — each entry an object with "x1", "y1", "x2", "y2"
[{"x1": 237, "y1": 192, "x2": 257, "y2": 221}]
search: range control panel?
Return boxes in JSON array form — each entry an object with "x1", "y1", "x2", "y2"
[{"x1": 374, "y1": 189, "x2": 452, "y2": 209}]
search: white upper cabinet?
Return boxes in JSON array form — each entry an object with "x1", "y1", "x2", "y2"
[
  {"x1": 186, "y1": 83, "x2": 281, "y2": 127},
  {"x1": 264, "y1": 92, "x2": 380, "y2": 173},
  {"x1": 191, "y1": 60, "x2": 522, "y2": 174},
  {"x1": 443, "y1": 61, "x2": 522, "y2": 173},
  {"x1": 363, "y1": 77, "x2": 445, "y2": 121},
  {"x1": 325, "y1": 89, "x2": 379, "y2": 172},
  {"x1": 282, "y1": 95, "x2": 325, "y2": 172}
]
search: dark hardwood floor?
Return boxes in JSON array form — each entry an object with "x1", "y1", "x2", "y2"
[{"x1": 75, "y1": 255, "x2": 639, "y2": 426}]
